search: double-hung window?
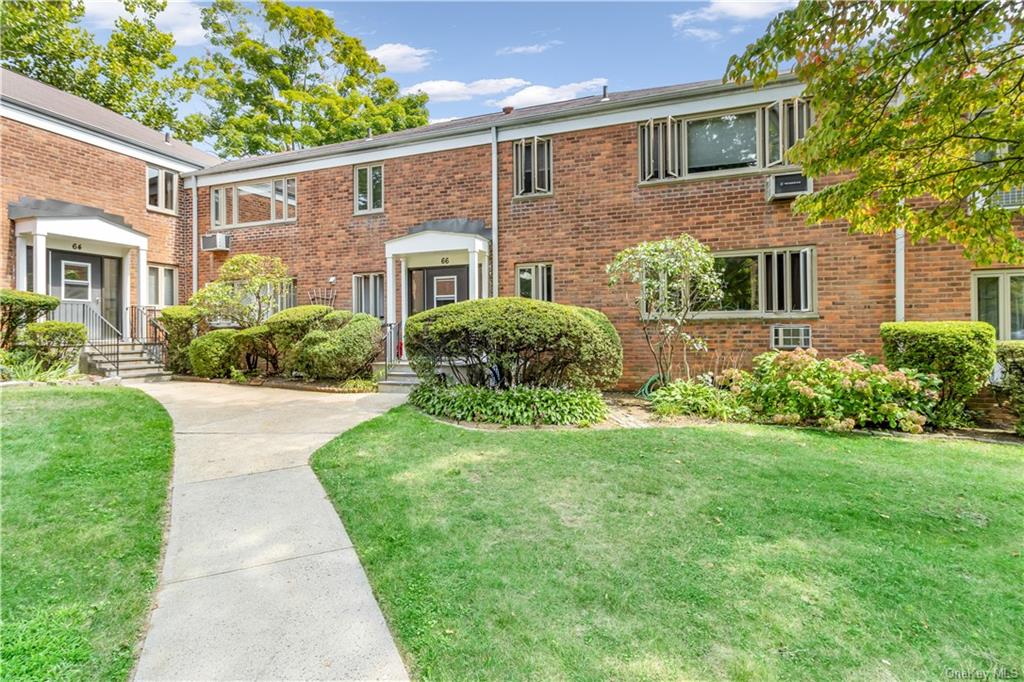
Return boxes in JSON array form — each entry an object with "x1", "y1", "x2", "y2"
[
  {"x1": 211, "y1": 177, "x2": 296, "y2": 228},
  {"x1": 355, "y1": 164, "x2": 384, "y2": 214},
  {"x1": 517, "y1": 263, "x2": 553, "y2": 301},
  {"x1": 147, "y1": 166, "x2": 178, "y2": 213},
  {"x1": 976, "y1": 146, "x2": 1023, "y2": 209},
  {"x1": 513, "y1": 137, "x2": 553, "y2": 196},
  {"x1": 973, "y1": 269, "x2": 1024, "y2": 340},
  {"x1": 147, "y1": 265, "x2": 178, "y2": 307},
  {"x1": 353, "y1": 273, "x2": 385, "y2": 319},
  {"x1": 639, "y1": 98, "x2": 813, "y2": 182},
  {"x1": 701, "y1": 247, "x2": 816, "y2": 317}
]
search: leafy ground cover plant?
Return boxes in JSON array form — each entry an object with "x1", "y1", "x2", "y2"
[
  {"x1": 724, "y1": 348, "x2": 940, "y2": 433},
  {"x1": 409, "y1": 382, "x2": 607, "y2": 426},
  {"x1": 650, "y1": 379, "x2": 749, "y2": 421}
]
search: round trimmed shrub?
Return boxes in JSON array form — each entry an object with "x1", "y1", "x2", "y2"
[
  {"x1": 158, "y1": 305, "x2": 200, "y2": 374},
  {"x1": 409, "y1": 383, "x2": 607, "y2": 426},
  {"x1": 404, "y1": 298, "x2": 623, "y2": 389},
  {"x1": 266, "y1": 305, "x2": 334, "y2": 370},
  {"x1": 23, "y1": 320, "x2": 87, "y2": 368},
  {"x1": 292, "y1": 313, "x2": 382, "y2": 380},
  {"x1": 236, "y1": 324, "x2": 278, "y2": 372},
  {"x1": 187, "y1": 329, "x2": 240, "y2": 378},
  {"x1": 0, "y1": 289, "x2": 60, "y2": 350},
  {"x1": 880, "y1": 321, "x2": 996, "y2": 427}
]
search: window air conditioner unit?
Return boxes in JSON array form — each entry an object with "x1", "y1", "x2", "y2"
[
  {"x1": 766, "y1": 172, "x2": 812, "y2": 201},
  {"x1": 201, "y1": 233, "x2": 231, "y2": 252},
  {"x1": 771, "y1": 324, "x2": 812, "y2": 350}
]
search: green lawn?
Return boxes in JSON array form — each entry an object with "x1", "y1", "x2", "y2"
[
  {"x1": 1, "y1": 387, "x2": 174, "y2": 680},
  {"x1": 312, "y1": 406, "x2": 1024, "y2": 681}
]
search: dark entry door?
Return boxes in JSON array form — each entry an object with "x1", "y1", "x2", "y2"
[
  {"x1": 48, "y1": 249, "x2": 122, "y2": 335},
  {"x1": 408, "y1": 265, "x2": 469, "y2": 315}
]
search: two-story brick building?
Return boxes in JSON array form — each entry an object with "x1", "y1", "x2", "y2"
[{"x1": 3, "y1": 68, "x2": 1021, "y2": 385}]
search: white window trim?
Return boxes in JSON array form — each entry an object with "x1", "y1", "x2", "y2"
[
  {"x1": 352, "y1": 272, "x2": 386, "y2": 319},
  {"x1": 354, "y1": 164, "x2": 385, "y2": 215},
  {"x1": 61, "y1": 259, "x2": 92, "y2": 301},
  {"x1": 693, "y1": 246, "x2": 818, "y2": 320},
  {"x1": 147, "y1": 166, "x2": 178, "y2": 215},
  {"x1": 513, "y1": 137, "x2": 553, "y2": 197},
  {"x1": 639, "y1": 99, "x2": 811, "y2": 185},
  {"x1": 516, "y1": 263, "x2": 553, "y2": 301},
  {"x1": 210, "y1": 176, "x2": 298, "y2": 229},
  {"x1": 148, "y1": 265, "x2": 178, "y2": 308},
  {"x1": 433, "y1": 275, "x2": 458, "y2": 305},
  {"x1": 971, "y1": 269, "x2": 1024, "y2": 340}
]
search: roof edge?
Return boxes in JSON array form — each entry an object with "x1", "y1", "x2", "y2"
[{"x1": 188, "y1": 74, "x2": 800, "y2": 178}]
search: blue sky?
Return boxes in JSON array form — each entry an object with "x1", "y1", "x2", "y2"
[{"x1": 82, "y1": 1, "x2": 792, "y2": 124}]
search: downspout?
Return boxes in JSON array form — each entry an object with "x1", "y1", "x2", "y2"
[
  {"x1": 491, "y1": 126, "x2": 499, "y2": 297},
  {"x1": 894, "y1": 228, "x2": 905, "y2": 321},
  {"x1": 190, "y1": 178, "x2": 199, "y2": 294}
]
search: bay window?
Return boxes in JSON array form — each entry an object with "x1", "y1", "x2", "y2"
[
  {"x1": 212, "y1": 177, "x2": 296, "y2": 228},
  {"x1": 973, "y1": 270, "x2": 1024, "y2": 340}
]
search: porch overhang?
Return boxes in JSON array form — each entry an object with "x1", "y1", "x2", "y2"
[{"x1": 11, "y1": 198, "x2": 148, "y2": 250}]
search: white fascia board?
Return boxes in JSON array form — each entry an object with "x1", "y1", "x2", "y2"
[
  {"x1": 0, "y1": 102, "x2": 203, "y2": 173},
  {"x1": 16, "y1": 215, "x2": 149, "y2": 250},
  {"x1": 496, "y1": 83, "x2": 806, "y2": 142},
  {"x1": 197, "y1": 131, "x2": 494, "y2": 187},
  {"x1": 193, "y1": 82, "x2": 806, "y2": 186},
  {"x1": 385, "y1": 230, "x2": 489, "y2": 258}
]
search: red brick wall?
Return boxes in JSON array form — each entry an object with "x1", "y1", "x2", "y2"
[
  {"x1": 194, "y1": 120, "x2": 1000, "y2": 387},
  {"x1": 1, "y1": 117, "x2": 184, "y2": 304}
]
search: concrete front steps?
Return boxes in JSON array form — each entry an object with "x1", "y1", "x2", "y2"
[
  {"x1": 82, "y1": 343, "x2": 171, "y2": 381},
  {"x1": 375, "y1": 361, "x2": 419, "y2": 394}
]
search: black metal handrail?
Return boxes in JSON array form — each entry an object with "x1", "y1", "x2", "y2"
[
  {"x1": 127, "y1": 305, "x2": 170, "y2": 366},
  {"x1": 382, "y1": 321, "x2": 403, "y2": 379},
  {"x1": 48, "y1": 302, "x2": 121, "y2": 375}
]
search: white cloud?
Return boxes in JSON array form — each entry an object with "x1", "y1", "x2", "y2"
[
  {"x1": 671, "y1": 0, "x2": 793, "y2": 27},
  {"x1": 429, "y1": 116, "x2": 459, "y2": 125},
  {"x1": 403, "y1": 78, "x2": 529, "y2": 102},
  {"x1": 487, "y1": 78, "x2": 608, "y2": 109},
  {"x1": 682, "y1": 28, "x2": 724, "y2": 42},
  {"x1": 496, "y1": 40, "x2": 563, "y2": 56},
  {"x1": 84, "y1": 0, "x2": 207, "y2": 47},
  {"x1": 368, "y1": 43, "x2": 435, "y2": 73}
]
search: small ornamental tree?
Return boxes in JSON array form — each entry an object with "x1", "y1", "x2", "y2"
[
  {"x1": 607, "y1": 234, "x2": 722, "y2": 387},
  {"x1": 190, "y1": 254, "x2": 291, "y2": 329}
]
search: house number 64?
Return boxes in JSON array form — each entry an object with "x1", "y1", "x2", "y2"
[{"x1": 71, "y1": 243, "x2": 83, "y2": 250}]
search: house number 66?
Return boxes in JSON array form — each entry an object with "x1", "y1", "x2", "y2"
[{"x1": 440, "y1": 257, "x2": 449, "y2": 264}]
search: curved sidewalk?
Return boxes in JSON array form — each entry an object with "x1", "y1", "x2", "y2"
[{"x1": 131, "y1": 381, "x2": 409, "y2": 681}]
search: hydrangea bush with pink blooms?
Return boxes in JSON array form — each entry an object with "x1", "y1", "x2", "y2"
[{"x1": 722, "y1": 348, "x2": 941, "y2": 433}]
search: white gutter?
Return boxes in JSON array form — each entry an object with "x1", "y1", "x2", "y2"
[
  {"x1": 189, "y1": 177, "x2": 199, "y2": 294},
  {"x1": 490, "y1": 126, "x2": 499, "y2": 297},
  {"x1": 895, "y1": 228, "x2": 905, "y2": 321}
]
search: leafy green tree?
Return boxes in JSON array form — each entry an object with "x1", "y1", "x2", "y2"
[
  {"x1": 190, "y1": 254, "x2": 292, "y2": 329},
  {"x1": 726, "y1": 0, "x2": 1024, "y2": 265},
  {"x1": 607, "y1": 235, "x2": 723, "y2": 387},
  {"x1": 176, "y1": 0, "x2": 429, "y2": 157},
  {"x1": 0, "y1": 0, "x2": 181, "y2": 130}
]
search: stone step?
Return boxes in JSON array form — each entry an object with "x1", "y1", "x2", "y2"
[
  {"x1": 378, "y1": 379, "x2": 418, "y2": 394},
  {"x1": 92, "y1": 358, "x2": 165, "y2": 370},
  {"x1": 116, "y1": 368, "x2": 172, "y2": 380}
]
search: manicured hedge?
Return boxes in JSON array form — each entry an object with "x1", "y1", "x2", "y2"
[
  {"x1": 0, "y1": 289, "x2": 59, "y2": 350},
  {"x1": 292, "y1": 313, "x2": 382, "y2": 380},
  {"x1": 404, "y1": 298, "x2": 623, "y2": 389},
  {"x1": 880, "y1": 321, "x2": 996, "y2": 427},
  {"x1": 996, "y1": 340, "x2": 1024, "y2": 436},
  {"x1": 187, "y1": 329, "x2": 239, "y2": 378},
  {"x1": 236, "y1": 324, "x2": 278, "y2": 372},
  {"x1": 265, "y1": 305, "x2": 334, "y2": 368},
  {"x1": 158, "y1": 305, "x2": 200, "y2": 374},
  {"x1": 409, "y1": 383, "x2": 607, "y2": 426},
  {"x1": 23, "y1": 320, "x2": 87, "y2": 368}
]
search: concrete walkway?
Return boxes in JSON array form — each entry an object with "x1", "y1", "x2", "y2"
[{"x1": 131, "y1": 381, "x2": 409, "y2": 681}]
